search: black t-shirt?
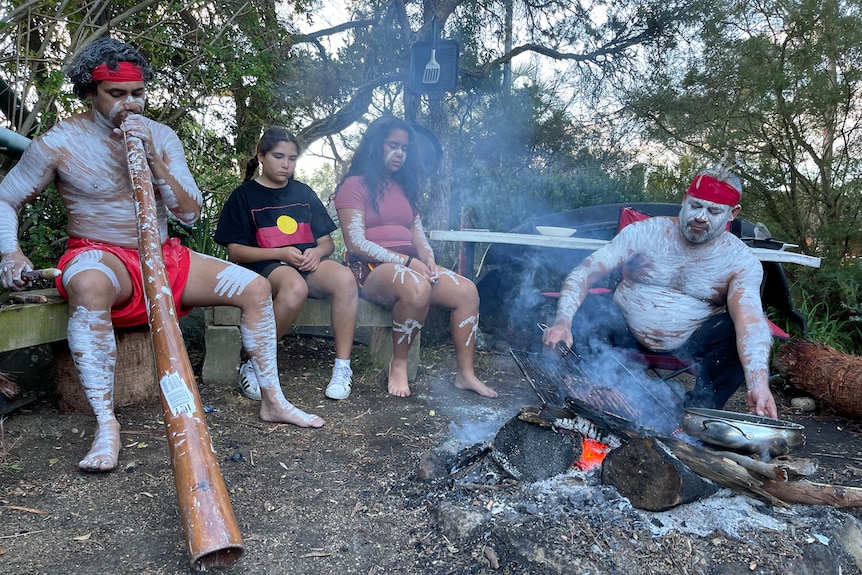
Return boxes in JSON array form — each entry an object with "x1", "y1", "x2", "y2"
[{"x1": 214, "y1": 178, "x2": 337, "y2": 275}]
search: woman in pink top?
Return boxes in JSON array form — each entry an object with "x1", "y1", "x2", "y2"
[{"x1": 334, "y1": 116, "x2": 497, "y2": 398}]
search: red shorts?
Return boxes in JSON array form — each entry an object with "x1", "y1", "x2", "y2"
[{"x1": 55, "y1": 237, "x2": 193, "y2": 328}]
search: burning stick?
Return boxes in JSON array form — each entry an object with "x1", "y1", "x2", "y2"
[{"x1": 21, "y1": 268, "x2": 62, "y2": 282}]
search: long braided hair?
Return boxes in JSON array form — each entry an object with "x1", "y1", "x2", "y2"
[
  {"x1": 335, "y1": 116, "x2": 425, "y2": 214},
  {"x1": 65, "y1": 37, "x2": 154, "y2": 99},
  {"x1": 244, "y1": 127, "x2": 301, "y2": 182}
]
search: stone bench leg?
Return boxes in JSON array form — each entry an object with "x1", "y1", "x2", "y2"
[
  {"x1": 369, "y1": 327, "x2": 420, "y2": 382},
  {"x1": 201, "y1": 307, "x2": 243, "y2": 388}
]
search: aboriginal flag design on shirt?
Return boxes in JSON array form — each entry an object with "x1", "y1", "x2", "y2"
[{"x1": 252, "y1": 203, "x2": 315, "y2": 248}]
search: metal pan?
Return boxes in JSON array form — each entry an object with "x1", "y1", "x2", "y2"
[{"x1": 682, "y1": 407, "x2": 805, "y2": 456}]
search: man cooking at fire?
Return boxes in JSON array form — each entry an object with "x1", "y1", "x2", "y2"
[{"x1": 542, "y1": 166, "x2": 778, "y2": 419}]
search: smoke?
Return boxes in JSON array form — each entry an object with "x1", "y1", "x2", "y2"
[{"x1": 554, "y1": 341, "x2": 688, "y2": 436}]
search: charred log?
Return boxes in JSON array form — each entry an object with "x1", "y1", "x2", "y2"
[
  {"x1": 491, "y1": 416, "x2": 582, "y2": 482},
  {"x1": 660, "y1": 436, "x2": 789, "y2": 508},
  {"x1": 602, "y1": 437, "x2": 718, "y2": 511}
]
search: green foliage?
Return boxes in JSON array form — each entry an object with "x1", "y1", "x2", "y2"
[
  {"x1": 790, "y1": 262, "x2": 862, "y2": 353},
  {"x1": 625, "y1": 0, "x2": 862, "y2": 267},
  {"x1": 17, "y1": 187, "x2": 68, "y2": 269}
]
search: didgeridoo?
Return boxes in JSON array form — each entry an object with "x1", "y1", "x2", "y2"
[{"x1": 123, "y1": 131, "x2": 243, "y2": 569}]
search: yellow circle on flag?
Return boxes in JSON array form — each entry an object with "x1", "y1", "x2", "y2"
[{"x1": 277, "y1": 215, "x2": 298, "y2": 235}]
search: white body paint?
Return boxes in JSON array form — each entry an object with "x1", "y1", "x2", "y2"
[
  {"x1": 556, "y1": 216, "x2": 772, "y2": 389},
  {"x1": 214, "y1": 264, "x2": 258, "y2": 298},
  {"x1": 391, "y1": 264, "x2": 421, "y2": 284},
  {"x1": 412, "y1": 215, "x2": 433, "y2": 255},
  {"x1": 393, "y1": 318, "x2": 423, "y2": 344},
  {"x1": 344, "y1": 212, "x2": 407, "y2": 264},
  {"x1": 62, "y1": 250, "x2": 122, "y2": 293},
  {"x1": 67, "y1": 306, "x2": 116, "y2": 421},
  {"x1": 0, "y1": 112, "x2": 201, "y2": 251},
  {"x1": 238, "y1": 300, "x2": 280, "y2": 390},
  {"x1": 458, "y1": 314, "x2": 479, "y2": 347}
]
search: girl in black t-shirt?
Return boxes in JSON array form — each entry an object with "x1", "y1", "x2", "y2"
[{"x1": 215, "y1": 127, "x2": 358, "y2": 401}]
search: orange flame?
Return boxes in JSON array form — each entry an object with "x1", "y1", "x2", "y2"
[{"x1": 574, "y1": 438, "x2": 610, "y2": 471}]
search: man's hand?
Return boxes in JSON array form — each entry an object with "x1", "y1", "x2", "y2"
[
  {"x1": 117, "y1": 114, "x2": 155, "y2": 161},
  {"x1": 542, "y1": 324, "x2": 573, "y2": 351},
  {"x1": 746, "y1": 385, "x2": 778, "y2": 419},
  {"x1": 0, "y1": 252, "x2": 36, "y2": 292}
]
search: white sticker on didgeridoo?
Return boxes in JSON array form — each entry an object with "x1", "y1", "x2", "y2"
[{"x1": 160, "y1": 372, "x2": 196, "y2": 417}]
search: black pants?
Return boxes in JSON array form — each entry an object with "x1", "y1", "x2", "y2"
[{"x1": 570, "y1": 293, "x2": 745, "y2": 410}]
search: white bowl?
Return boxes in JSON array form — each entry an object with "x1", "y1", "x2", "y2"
[{"x1": 535, "y1": 226, "x2": 577, "y2": 237}]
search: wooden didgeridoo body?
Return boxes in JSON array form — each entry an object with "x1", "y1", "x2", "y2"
[{"x1": 124, "y1": 132, "x2": 243, "y2": 570}]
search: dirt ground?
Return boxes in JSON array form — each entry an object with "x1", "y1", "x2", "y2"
[{"x1": 3, "y1": 325, "x2": 862, "y2": 575}]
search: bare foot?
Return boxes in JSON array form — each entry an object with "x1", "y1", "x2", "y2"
[
  {"x1": 387, "y1": 361, "x2": 411, "y2": 397},
  {"x1": 455, "y1": 373, "x2": 498, "y2": 398},
  {"x1": 79, "y1": 418, "x2": 121, "y2": 472},
  {"x1": 260, "y1": 397, "x2": 324, "y2": 428}
]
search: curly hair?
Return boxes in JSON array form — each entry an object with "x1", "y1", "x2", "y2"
[
  {"x1": 65, "y1": 37, "x2": 154, "y2": 99},
  {"x1": 336, "y1": 116, "x2": 425, "y2": 214},
  {"x1": 244, "y1": 127, "x2": 301, "y2": 182}
]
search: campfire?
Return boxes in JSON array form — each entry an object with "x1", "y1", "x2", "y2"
[{"x1": 425, "y1": 344, "x2": 862, "y2": 514}]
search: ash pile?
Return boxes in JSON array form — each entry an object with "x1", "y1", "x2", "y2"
[{"x1": 412, "y1": 347, "x2": 862, "y2": 574}]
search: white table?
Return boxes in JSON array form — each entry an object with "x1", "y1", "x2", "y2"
[{"x1": 429, "y1": 229, "x2": 821, "y2": 278}]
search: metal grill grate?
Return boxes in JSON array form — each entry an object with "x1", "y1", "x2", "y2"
[{"x1": 510, "y1": 348, "x2": 683, "y2": 435}]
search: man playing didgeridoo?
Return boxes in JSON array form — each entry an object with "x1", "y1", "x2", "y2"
[
  {"x1": 0, "y1": 37, "x2": 323, "y2": 473},
  {"x1": 542, "y1": 166, "x2": 779, "y2": 419}
]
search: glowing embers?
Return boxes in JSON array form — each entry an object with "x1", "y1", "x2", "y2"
[{"x1": 574, "y1": 438, "x2": 611, "y2": 471}]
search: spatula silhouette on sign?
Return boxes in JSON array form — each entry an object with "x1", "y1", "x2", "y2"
[{"x1": 422, "y1": 21, "x2": 440, "y2": 84}]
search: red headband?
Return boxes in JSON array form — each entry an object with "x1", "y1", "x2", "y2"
[
  {"x1": 91, "y1": 62, "x2": 144, "y2": 83},
  {"x1": 685, "y1": 173, "x2": 741, "y2": 206}
]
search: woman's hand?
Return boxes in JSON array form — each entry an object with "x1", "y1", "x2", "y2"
[{"x1": 423, "y1": 256, "x2": 439, "y2": 283}]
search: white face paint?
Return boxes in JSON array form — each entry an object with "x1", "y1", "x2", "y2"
[
  {"x1": 679, "y1": 196, "x2": 733, "y2": 244},
  {"x1": 382, "y1": 129, "x2": 409, "y2": 173}
]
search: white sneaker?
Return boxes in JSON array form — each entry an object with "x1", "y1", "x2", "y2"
[
  {"x1": 237, "y1": 360, "x2": 261, "y2": 401},
  {"x1": 325, "y1": 363, "x2": 352, "y2": 400}
]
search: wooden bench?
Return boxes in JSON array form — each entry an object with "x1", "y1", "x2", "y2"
[
  {"x1": 201, "y1": 298, "x2": 419, "y2": 388},
  {"x1": 0, "y1": 289, "x2": 419, "y2": 409},
  {"x1": 0, "y1": 289, "x2": 158, "y2": 413}
]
